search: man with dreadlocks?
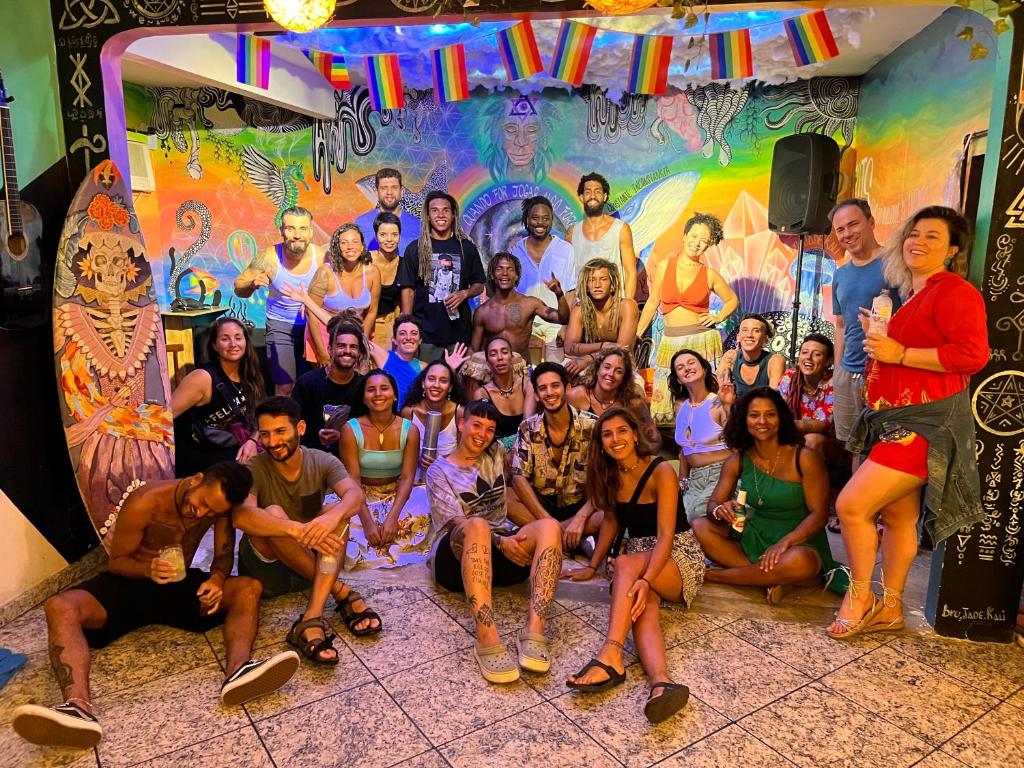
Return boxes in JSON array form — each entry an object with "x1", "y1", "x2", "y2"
[
  {"x1": 397, "y1": 191, "x2": 485, "y2": 362},
  {"x1": 562, "y1": 258, "x2": 639, "y2": 379}
]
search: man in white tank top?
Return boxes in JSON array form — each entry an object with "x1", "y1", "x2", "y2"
[
  {"x1": 234, "y1": 206, "x2": 323, "y2": 395},
  {"x1": 567, "y1": 172, "x2": 637, "y2": 299}
]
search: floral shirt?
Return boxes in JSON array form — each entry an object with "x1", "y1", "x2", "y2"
[
  {"x1": 511, "y1": 406, "x2": 595, "y2": 508},
  {"x1": 778, "y1": 368, "x2": 834, "y2": 427}
]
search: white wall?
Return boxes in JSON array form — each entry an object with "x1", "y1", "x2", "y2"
[{"x1": 0, "y1": 489, "x2": 68, "y2": 606}]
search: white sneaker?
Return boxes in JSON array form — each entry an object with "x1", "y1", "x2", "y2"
[
  {"x1": 13, "y1": 701, "x2": 102, "y2": 748},
  {"x1": 220, "y1": 651, "x2": 299, "y2": 706}
]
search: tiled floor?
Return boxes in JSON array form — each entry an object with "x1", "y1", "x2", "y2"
[{"x1": 1, "y1": 544, "x2": 1022, "y2": 768}]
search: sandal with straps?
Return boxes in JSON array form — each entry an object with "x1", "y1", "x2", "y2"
[
  {"x1": 644, "y1": 681, "x2": 690, "y2": 724},
  {"x1": 286, "y1": 616, "x2": 339, "y2": 665},
  {"x1": 862, "y1": 574, "x2": 905, "y2": 634},
  {"x1": 826, "y1": 578, "x2": 881, "y2": 640},
  {"x1": 335, "y1": 587, "x2": 382, "y2": 637},
  {"x1": 565, "y1": 657, "x2": 625, "y2": 693}
]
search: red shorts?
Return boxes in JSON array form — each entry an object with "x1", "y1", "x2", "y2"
[{"x1": 868, "y1": 432, "x2": 928, "y2": 478}]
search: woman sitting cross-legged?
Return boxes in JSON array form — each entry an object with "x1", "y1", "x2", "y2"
[
  {"x1": 692, "y1": 387, "x2": 847, "y2": 605},
  {"x1": 339, "y1": 369, "x2": 429, "y2": 569},
  {"x1": 563, "y1": 407, "x2": 705, "y2": 724}
]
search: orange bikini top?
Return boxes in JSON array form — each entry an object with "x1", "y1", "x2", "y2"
[{"x1": 660, "y1": 258, "x2": 710, "y2": 315}]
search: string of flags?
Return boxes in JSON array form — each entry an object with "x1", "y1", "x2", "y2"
[{"x1": 236, "y1": 10, "x2": 840, "y2": 107}]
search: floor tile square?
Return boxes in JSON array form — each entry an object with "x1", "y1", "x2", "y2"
[
  {"x1": 740, "y1": 682, "x2": 930, "y2": 768},
  {"x1": 657, "y1": 724, "x2": 794, "y2": 767},
  {"x1": 431, "y1": 587, "x2": 565, "y2": 635},
  {"x1": 1006, "y1": 686, "x2": 1024, "y2": 710},
  {"x1": 664, "y1": 629, "x2": 811, "y2": 720},
  {"x1": 205, "y1": 591, "x2": 310, "y2": 662},
  {"x1": 941, "y1": 702, "x2": 1024, "y2": 768},
  {"x1": 341, "y1": 582, "x2": 430, "y2": 612},
  {"x1": 822, "y1": 646, "x2": 997, "y2": 746},
  {"x1": 0, "y1": 650, "x2": 60, "y2": 719},
  {"x1": 390, "y1": 750, "x2": 451, "y2": 768},
  {"x1": 339, "y1": 600, "x2": 473, "y2": 677},
  {"x1": 129, "y1": 727, "x2": 274, "y2": 767},
  {"x1": 438, "y1": 702, "x2": 619, "y2": 768},
  {"x1": 887, "y1": 634, "x2": 1024, "y2": 698},
  {"x1": 256, "y1": 682, "x2": 430, "y2": 768},
  {"x1": 93, "y1": 662, "x2": 251, "y2": 768},
  {"x1": 88, "y1": 624, "x2": 218, "y2": 697},
  {"x1": 552, "y1": 664, "x2": 727, "y2": 767},
  {"x1": 381, "y1": 646, "x2": 543, "y2": 743},
  {"x1": 0, "y1": 609, "x2": 49, "y2": 656},
  {"x1": 726, "y1": 617, "x2": 883, "y2": 678},
  {"x1": 914, "y1": 751, "x2": 970, "y2": 768},
  {"x1": 0, "y1": 726, "x2": 99, "y2": 768}
]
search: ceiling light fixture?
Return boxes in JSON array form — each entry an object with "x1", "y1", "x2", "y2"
[{"x1": 264, "y1": 0, "x2": 334, "y2": 33}]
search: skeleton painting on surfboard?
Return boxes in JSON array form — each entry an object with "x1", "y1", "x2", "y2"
[{"x1": 53, "y1": 159, "x2": 174, "y2": 550}]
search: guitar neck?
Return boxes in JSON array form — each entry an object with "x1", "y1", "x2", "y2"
[{"x1": 0, "y1": 104, "x2": 23, "y2": 236}]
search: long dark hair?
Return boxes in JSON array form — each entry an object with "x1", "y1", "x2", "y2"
[
  {"x1": 400, "y1": 359, "x2": 467, "y2": 411},
  {"x1": 205, "y1": 316, "x2": 263, "y2": 428},
  {"x1": 585, "y1": 406, "x2": 657, "y2": 515},
  {"x1": 327, "y1": 223, "x2": 371, "y2": 272},
  {"x1": 784, "y1": 334, "x2": 834, "y2": 418},
  {"x1": 351, "y1": 369, "x2": 400, "y2": 417},
  {"x1": 417, "y1": 191, "x2": 468, "y2": 286},
  {"x1": 722, "y1": 387, "x2": 803, "y2": 453},
  {"x1": 583, "y1": 346, "x2": 643, "y2": 405},
  {"x1": 667, "y1": 348, "x2": 718, "y2": 403}
]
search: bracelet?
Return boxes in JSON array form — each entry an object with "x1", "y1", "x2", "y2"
[
  {"x1": 679, "y1": 477, "x2": 691, "y2": 492},
  {"x1": 711, "y1": 503, "x2": 724, "y2": 520},
  {"x1": 897, "y1": 346, "x2": 906, "y2": 365}
]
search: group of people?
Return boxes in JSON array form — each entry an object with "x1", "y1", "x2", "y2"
[{"x1": 14, "y1": 177, "x2": 990, "y2": 747}]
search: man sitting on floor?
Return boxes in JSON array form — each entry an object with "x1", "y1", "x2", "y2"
[
  {"x1": 509, "y1": 362, "x2": 602, "y2": 551},
  {"x1": 234, "y1": 396, "x2": 381, "y2": 666},
  {"x1": 13, "y1": 461, "x2": 319, "y2": 749},
  {"x1": 425, "y1": 399, "x2": 563, "y2": 684}
]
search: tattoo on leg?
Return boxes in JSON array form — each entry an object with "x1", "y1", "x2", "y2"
[
  {"x1": 606, "y1": 638, "x2": 626, "y2": 652},
  {"x1": 530, "y1": 546, "x2": 562, "y2": 618},
  {"x1": 468, "y1": 596, "x2": 495, "y2": 628},
  {"x1": 49, "y1": 643, "x2": 74, "y2": 699}
]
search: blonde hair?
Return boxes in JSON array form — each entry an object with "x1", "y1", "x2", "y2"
[
  {"x1": 578, "y1": 257, "x2": 622, "y2": 344},
  {"x1": 884, "y1": 205, "x2": 972, "y2": 300}
]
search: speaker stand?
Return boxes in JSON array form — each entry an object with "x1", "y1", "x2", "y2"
[{"x1": 789, "y1": 234, "x2": 806, "y2": 363}]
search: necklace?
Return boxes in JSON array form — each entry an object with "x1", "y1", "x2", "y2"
[
  {"x1": 366, "y1": 415, "x2": 398, "y2": 447},
  {"x1": 621, "y1": 456, "x2": 644, "y2": 473},
  {"x1": 750, "y1": 446, "x2": 782, "y2": 506},
  {"x1": 493, "y1": 374, "x2": 518, "y2": 398},
  {"x1": 591, "y1": 388, "x2": 616, "y2": 408},
  {"x1": 543, "y1": 410, "x2": 572, "y2": 449}
]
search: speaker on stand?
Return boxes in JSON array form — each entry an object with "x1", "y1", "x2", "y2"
[{"x1": 768, "y1": 133, "x2": 841, "y2": 362}]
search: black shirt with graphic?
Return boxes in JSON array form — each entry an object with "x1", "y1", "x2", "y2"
[{"x1": 290, "y1": 368, "x2": 365, "y2": 450}]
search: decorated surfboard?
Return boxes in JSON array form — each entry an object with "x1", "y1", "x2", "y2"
[{"x1": 53, "y1": 159, "x2": 174, "y2": 551}]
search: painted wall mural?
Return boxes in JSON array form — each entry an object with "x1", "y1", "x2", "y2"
[{"x1": 126, "y1": 75, "x2": 861, "y2": 337}]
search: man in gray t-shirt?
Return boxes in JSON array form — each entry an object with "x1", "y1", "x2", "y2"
[{"x1": 234, "y1": 397, "x2": 380, "y2": 665}]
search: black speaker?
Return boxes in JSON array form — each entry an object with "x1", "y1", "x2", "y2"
[{"x1": 768, "y1": 133, "x2": 841, "y2": 235}]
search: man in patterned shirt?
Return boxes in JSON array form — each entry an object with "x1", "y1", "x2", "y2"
[{"x1": 509, "y1": 362, "x2": 602, "y2": 551}]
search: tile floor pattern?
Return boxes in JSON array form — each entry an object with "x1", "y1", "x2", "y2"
[{"x1": 1, "y1": 566, "x2": 1022, "y2": 768}]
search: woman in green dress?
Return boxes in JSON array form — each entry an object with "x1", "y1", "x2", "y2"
[{"x1": 692, "y1": 386, "x2": 847, "y2": 604}]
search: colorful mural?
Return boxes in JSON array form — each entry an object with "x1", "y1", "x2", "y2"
[{"x1": 125, "y1": 76, "x2": 862, "y2": 333}]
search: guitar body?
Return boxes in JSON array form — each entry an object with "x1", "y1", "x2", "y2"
[{"x1": 0, "y1": 197, "x2": 44, "y2": 328}]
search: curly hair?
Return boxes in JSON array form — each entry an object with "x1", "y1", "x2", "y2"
[
  {"x1": 486, "y1": 252, "x2": 522, "y2": 295},
  {"x1": 204, "y1": 316, "x2": 264, "y2": 429},
  {"x1": 784, "y1": 334, "x2": 834, "y2": 419},
  {"x1": 667, "y1": 348, "x2": 718, "y2": 404},
  {"x1": 585, "y1": 406, "x2": 657, "y2": 515},
  {"x1": 577, "y1": 171, "x2": 610, "y2": 196},
  {"x1": 722, "y1": 386, "x2": 803, "y2": 453},
  {"x1": 583, "y1": 347, "x2": 644, "y2": 405},
  {"x1": 521, "y1": 196, "x2": 554, "y2": 230},
  {"x1": 351, "y1": 369, "x2": 401, "y2": 417},
  {"x1": 683, "y1": 212, "x2": 724, "y2": 246},
  {"x1": 327, "y1": 223, "x2": 371, "y2": 272},
  {"x1": 417, "y1": 191, "x2": 470, "y2": 287},
  {"x1": 578, "y1": 257, "x2": 623, "y2": 342},
  {"x1": 400, "y1": 359, "x2": 467, "y2": 411},
  {"x1": 883, "y1": 205, "x2": 972, "y2": 300}
]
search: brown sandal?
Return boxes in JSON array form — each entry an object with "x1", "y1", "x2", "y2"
[{"x1": 286, "y1": 616, "x2": 338, "y2": 665}]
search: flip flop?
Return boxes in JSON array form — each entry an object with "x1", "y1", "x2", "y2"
[
  {"x1": 644, "y1": 681, "x2": 690, "y2": 724},
  {"x1": 565, "y1": 657, "x2": 625, "y2": 693}
]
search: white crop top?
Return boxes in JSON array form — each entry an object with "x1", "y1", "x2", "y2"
[{"x1": 675, "y1": 394, "x2": 727, "y2": 456}]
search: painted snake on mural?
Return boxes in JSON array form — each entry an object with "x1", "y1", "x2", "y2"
[
  {"x1": 169, "y1": 200, "x2": 213, "y2": 309},
  {"x1": 760, "y1": 77, "x2": 860, "y2": 151},
  {"x1": 241, "y1": 145, "x2": 310, "y2": 226},
  {"x1": 684, "y1": 83, "x2": 750, "y2": 167}
]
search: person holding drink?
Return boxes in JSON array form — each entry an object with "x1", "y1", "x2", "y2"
[{"x1": 400, "y1": 359, "x2": 467, "y2": 476}]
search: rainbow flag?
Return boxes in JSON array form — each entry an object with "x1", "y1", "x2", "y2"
[
  {"x1": 236, "y1": 34, "x2": 271, "y2": 89},
  {"x1": 431, "y1": 43, "x2": 470, "y2": 104},
  {"x1": 549, "y1": 20, "x2": 597, "y2": 86},
  {"x1": 709, "y1": 29, "x2": 753, "y2": 80},
  {"x1": 627, "y1": 34, "x2": 673, "y2": 95},
  {"x1": 365, "y1": 53, "x2": 404, "y2": 111},
  {"x1": 498, "y1": 21, "x2": 543, "y2": 82},
  {"x1": 785, "y1": 10, "x2": 840, "y2": 66},
  {"x1": 305, "y1": 49, "x2": 350, "y2": 90}
]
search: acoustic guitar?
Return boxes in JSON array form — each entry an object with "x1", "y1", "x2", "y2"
[{"x1": 0, "y1": 71, "x2": 45, "y2": 329}]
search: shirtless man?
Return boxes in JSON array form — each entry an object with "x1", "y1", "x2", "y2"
[
  {"x1": 12, "y1": 462, "x2": 333, "y2": 749},
  {"x1": 562, "y1": 258, "x2": 639, "y2": 378},
  {"x1": 234, "y1": 206, "x2": 323, "y2": 395},
  {"x1": 567, "y1": 172, "x2": 637, "y2": 299}
]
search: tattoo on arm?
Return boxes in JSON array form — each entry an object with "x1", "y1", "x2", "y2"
[
  {"x1": 49, "y1": 642, "x2": 74, "y2": 700},
  {"x1": 530, "y1": 545, "x2": 562, "y2": 618}
]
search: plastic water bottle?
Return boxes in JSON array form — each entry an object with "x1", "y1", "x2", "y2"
[
  {"x1": 729, "y1": 487, "x2": 749, "y2": 541},
  {"x1": 869, "y1": 289, "x2": 893, "y2": 337}
]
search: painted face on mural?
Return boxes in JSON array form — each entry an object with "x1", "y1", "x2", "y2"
[
  {"x1": 737, "y1": 318, "x2": 770, "y2": 355},
  {"x1": 258, "y1": 413, "x2": 303, "y2": 463},
  {"x1": 428, "y1": 198, "x2": 454, "y2": 238},
  {"x1": 502, "y1": 115, "x2": 541, "y2": 170},
  {"x1": 903, "y1": 218, "x2": 958, "y2": 275},
  {"x1": 683, "y1": 223, "x2": 713, "y2": 262},
  {"x1": 580, "y1": 180, "x2": 608, "y2": 218},
  {"x1": 831, "y1": 205, "x2": 875, "y2": 259},
  {"x1": 798, "y1": 340, "x2": 832, "y2": 380},
  {"x1": 586, "y1": 267, "x2": 613, "y2": 302},
  {"x1": 280, "y1": 213, "x2": 312, "y2": 256},
  {"x1": 213, "y1": 321, "x2": 247, "y2": 364},
  {"x1": 376, "y1": 177, "x2": 402, "y2": 212},
  {"x1": 526, "y1": 202, "x2": 553, "y2": 241},
  {"x1": 375, "y1": 223, "x2": 401, "y2": 254}
]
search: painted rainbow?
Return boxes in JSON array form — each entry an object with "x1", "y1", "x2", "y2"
[
  {"x1": 432, "y1": 43, "x2": 470, "y2": 104},
  {"x1": 627, "y1": 34, "x2": 673, "y2": 96},
  {"x1": 498, "y1": 21, "x2": 544, "y2": 82},
  {"x1": 236, "y1": 34, "x2": 271, "y2": 89},
  {"x1": 365, "y1": 53, "x2": 404, "y2": 111},
  {"x1": 785, "y1": 10, "x2": 840, "y2": 66},
  {"x1": 709, "y1": 29, "x2": 753, "y2": 80},
  {"x1": 549, "y1": 20, "x2": 597, "y2": 87},
  {"x1": 306, "y1": 49, "x2": 350, "y2": 90}
]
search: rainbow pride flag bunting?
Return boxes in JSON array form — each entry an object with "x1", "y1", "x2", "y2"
[
  {"x1": 305, "y1": 49, "x2": 350, "y2": 90},
  {"x1": 498, "y1": 21, "x2": 544, "y2": 82},
  {"x1": 431, "y1": 43, "x2": 470, "y2": 104},
  {"x1": 709, "y1": 29, "x2": 753, "y2": 80},
  {"x1": 236, "y1": 34, "x2": 271, "y2": 89},
  {"x1": 549, "y1": 20, "x2": 597, "y2": 87},
  {"x1": 627, "y1": 34, "x2": 673, "y2": 95},
  {"x1": 785, "y1": 10, "x2": 840, "y2": 66},
  {"x1": 365, "y1": 53, "x2": 404, "y2": 111}
]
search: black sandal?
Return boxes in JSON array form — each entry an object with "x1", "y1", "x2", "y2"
[
  {"x1": 644, "y1": 681, "x2": 689, "y2": 723},
  {"x1": 335, "y1": 588, "x2": 382, "y2": 637},
  {"x1": 565, "y1": 658, "x2": 625, "y2": 692},
  {"x1": 286, "y1": 616, "x2": 339, "y2": 665}
]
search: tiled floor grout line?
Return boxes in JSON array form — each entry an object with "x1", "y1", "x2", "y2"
[
  {"x1": 539, "y1": 698, "x2": 627, "y2": 767},
  {"x1": 880, "y1": 638, "x2": 1020, "y2": 701},
  {"x1": 120, "y1": 724, "x2": 258, "y2": 768},
  {"x1": 730, "y1": 720, "x2": 800, "y2": 767}
]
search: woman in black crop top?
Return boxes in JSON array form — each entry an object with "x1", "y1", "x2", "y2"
[
  {"x1": 472, "y1": 336, "x2": 535, "y2": 453},
  {"x1": 171, "y1": 317, "x2": 266, "y2": 476},
  {"x1": 563, "y1": 407, "x2": 705, "y2": 724}
]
